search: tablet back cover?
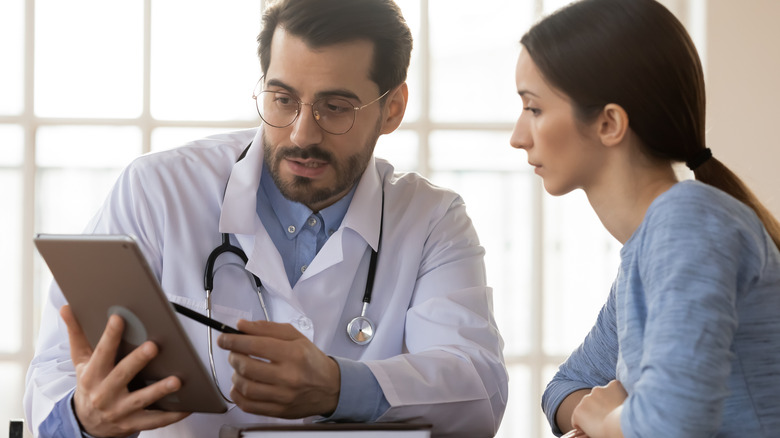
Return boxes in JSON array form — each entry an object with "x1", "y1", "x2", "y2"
[{"x1": 34, "y1": 233, "x2": 227, "y2": 413}]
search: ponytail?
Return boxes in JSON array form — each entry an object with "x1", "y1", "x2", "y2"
[{"x1": 693, "y1": 157, "x2": 780, "y2": 250}]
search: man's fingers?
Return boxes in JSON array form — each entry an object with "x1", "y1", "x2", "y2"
[
  {"x1": 79, "y1": 388, "x2": 191, "y2": 438},
  {"x1": 218, "y1": 333, "x2": 288, "y2": 361},
  {"x1": 118, "y1": 375, "x2": 184, "y2": 413},
  {"x1": 229, "y1": 386, "x2": 290, "y2": 418},
  {"x1": 232, "y1": 366, "x2": 293, "y2": 404},
  {"x1": 218, "y1": 322, "x2": 305, "y2": 362},
  {"x1": 60, "y1": 307, "x2": 192, "y2": 436},
  {"x1": 60, "y1": 305, "x2": 94, "y2": 365},
  {"x1": 235, "y1": 320, "x2": 301, "y2": 340},
  {"x1": 108, "y1": 341, "x2": 160, "y2": 388},
  {"x1": 89, "y1": 314, "x2": 126, "y2": 376}
]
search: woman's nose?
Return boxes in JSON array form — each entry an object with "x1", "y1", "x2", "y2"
[{"x1": 510, "y1": 115, "x2": 531, "y2": 150}]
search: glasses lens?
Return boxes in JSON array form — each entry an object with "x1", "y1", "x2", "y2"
[
  {"x1": 312, "y1": 97, "x2": 356, "y2": 135},
  {"x1": 257, "y1": 91, "x2": 299, "y2": 128}
]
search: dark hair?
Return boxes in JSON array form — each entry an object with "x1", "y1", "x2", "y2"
[
  {"x1": 521, "y1": 0, "x2": 780, "y2": 248},
  {"x1": 257, "y1": 0, "x2": 412, "y2": 94}
]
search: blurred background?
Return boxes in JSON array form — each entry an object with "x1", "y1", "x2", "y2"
[{"x1": 1, "y1": 0, "x2": 778, "y2": 436}]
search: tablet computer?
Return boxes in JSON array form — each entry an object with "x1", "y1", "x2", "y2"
[{"x1": 34, "y1": 233, "x2": 227, "y2": 413}]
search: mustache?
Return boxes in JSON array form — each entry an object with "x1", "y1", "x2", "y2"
[{"x1": 277, "y1": 145, "x2": 333, "y2": 162}]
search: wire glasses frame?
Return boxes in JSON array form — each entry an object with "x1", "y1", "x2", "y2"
[{"x1": 253, "y1": 83, "x2": 391, "y2": 135}]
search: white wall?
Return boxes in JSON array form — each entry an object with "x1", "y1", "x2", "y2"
[{"x1": 706, "y1": 0, "x2": 780, "y2": 217}]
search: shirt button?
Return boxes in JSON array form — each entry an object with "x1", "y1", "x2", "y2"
[
  {"x1": 307, "y1": 217, "x2": 317, "y2": 227},
  {"x1": 297, "y1": 316, "x2": 312, "y2": 330},
  {"x1": 300, "y1": 265, "x2": 307, "y2": 273},
  {"x1": 287, "y1": 225, "x2": 296, "y2": 234}
]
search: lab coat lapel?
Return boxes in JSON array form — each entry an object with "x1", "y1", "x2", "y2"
[
  {"x1": 344, "y1": 154, "x2": 383, "y2": 253},
  {"x1": 299, "y1": 155, "x2": 382, "y2": 279},
  {"x1": 218, "y1": 127, "x2": 263, "y2": 235},
  {"x1": 218, "y1": 128, "x2": 296, "y2": 306}
]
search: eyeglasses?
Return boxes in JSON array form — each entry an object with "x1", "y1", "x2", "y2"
[{"x1": 253, "y1": 88, "x2": 390, "y2": 135}]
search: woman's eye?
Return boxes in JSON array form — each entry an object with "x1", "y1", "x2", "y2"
[{"x1": 523, "y1": 107, "x2": 541, "y2": 116}]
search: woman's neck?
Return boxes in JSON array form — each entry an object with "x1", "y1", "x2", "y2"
[{"x1": 585, "y1": 155, "x2": 679, "y2": 245}]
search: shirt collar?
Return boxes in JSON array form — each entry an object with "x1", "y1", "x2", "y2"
[
  {"x1": 259, "y1": 163, "x2": 356, "y2": 240},
  {"x1": 220, "y1": 127, "x2": 383, "y2": 249}
]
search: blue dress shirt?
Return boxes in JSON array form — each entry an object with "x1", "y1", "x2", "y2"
[
  {"x1": 256, "y1": 165, "x2": 355, "y2": 288},
  {"x1": 256, "y1": 165, "x2": 390, "y2": 422}
]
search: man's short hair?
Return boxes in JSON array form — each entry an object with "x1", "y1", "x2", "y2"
[{"x1": 257, "y1": 0, "x2": 413, "y2": 94}]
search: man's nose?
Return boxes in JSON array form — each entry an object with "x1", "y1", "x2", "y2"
[{"x1": 290, "y1": 103, "x2": 324, "y2": 147}]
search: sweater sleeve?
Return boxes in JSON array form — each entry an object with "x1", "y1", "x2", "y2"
[{"x1": 542, "y1": 285, "x2": 619, "y2": 436}]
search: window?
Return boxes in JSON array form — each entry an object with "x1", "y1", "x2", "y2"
[{"x1": 4, "y1": 1, "x2": 700, "y2": 436}]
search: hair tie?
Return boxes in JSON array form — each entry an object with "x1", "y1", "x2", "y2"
[{"x1": 686, "y1": 148, "x2": 712, "y2": 170}]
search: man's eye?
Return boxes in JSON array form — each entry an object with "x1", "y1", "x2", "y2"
[
  {"x1": 273, "y1": 95, "x2": 297, "y2": 108},
  {"x1": 323, "y1": 99, "x2": 353, "y2": 114}
]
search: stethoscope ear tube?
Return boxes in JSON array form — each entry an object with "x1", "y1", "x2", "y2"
[
  {"x1": 204, "y1": 233, "x2": 262, "y2": 292},
  {"x1": 204, "y1": 233, "x2": 249, "y2": 291}
]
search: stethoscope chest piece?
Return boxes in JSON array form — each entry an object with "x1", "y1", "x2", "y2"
[{"x1": 347, "y1": 313, "x2": 374, "y2": 345}]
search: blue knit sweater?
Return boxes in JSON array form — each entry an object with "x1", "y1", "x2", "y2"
[{"x1": 543, "y1": 180, "x2": 780, "y2": 437}]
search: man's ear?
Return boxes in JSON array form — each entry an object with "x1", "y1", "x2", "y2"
[
  {"x1": 379, "y1": 82, "x2": 408, "y2": 135},
  {"x1": 598, "y1": 103, "x2": 629, "y2": 147}
]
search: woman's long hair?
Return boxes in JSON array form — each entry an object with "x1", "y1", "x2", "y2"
[{"x1": 520, "y1": 0, "x2": 780, "y2": 248}]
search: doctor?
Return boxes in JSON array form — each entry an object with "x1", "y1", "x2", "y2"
[{"x1": 23, "y1": 0, "x2": 508, "y2": 437}]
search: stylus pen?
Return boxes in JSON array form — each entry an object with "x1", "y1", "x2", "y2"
[{"x1": 171, "y1": 302, "x2": 245, "y2": 334}]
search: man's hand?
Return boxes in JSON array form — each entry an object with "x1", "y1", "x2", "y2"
[
  {"x1": 61, "y1": 305, "x2": 190, "y2": 437},
  {"x1": 571, "y1": 380, "x2": 627, "y2": 438},
  {"x1": 217, "y1": 320, "x2": 340, "y2": 418}
]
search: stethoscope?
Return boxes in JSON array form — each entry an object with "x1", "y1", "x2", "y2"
[{"x1": 202, "y1": 142, "x2": 383, "y2": 401}]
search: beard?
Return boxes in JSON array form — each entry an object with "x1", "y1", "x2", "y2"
[{"x1": 262, "y1": 119, "x2": 382, "y2": 210}]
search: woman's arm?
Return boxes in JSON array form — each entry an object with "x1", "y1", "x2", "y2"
[
  {"x1": 543, "y1": 285, "x2": 620, "y2": 436},
  {"x1": 556, "y1": 389, "x2": 590, "y2": 432},
  {"x1": 572, "y1": 380, "x2": 627, "y2": 438}
]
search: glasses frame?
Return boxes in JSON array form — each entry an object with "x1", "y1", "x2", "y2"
[{"x1": 252, "y1": 81, "x2": 391, "y2": 135}]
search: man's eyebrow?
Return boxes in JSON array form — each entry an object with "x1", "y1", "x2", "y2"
[
  {"x1": 264, "y1": 78, "x2": 362, "y2": 102},
  {"x1": 264, "y1": 78, "x2": 296, "y2": 95}
]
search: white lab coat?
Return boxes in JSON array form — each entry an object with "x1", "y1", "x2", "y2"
[{"x1": 24, "y1": 128, "x2": 508, "y2": 437}]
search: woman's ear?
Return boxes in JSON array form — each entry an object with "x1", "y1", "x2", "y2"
[
  {"x1": 379, "y1": 82, "x2": 408, "y2": 135},
  {"x1": 598, "y1": 103, "x2": 629, "y2": 147}
]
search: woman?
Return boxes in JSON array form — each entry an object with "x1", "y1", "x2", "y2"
[{"x1": 510, "y1": 0, "x2": 780, "y2": 436}]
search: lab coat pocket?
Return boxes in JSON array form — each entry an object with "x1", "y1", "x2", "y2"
[{"x1": 166, "y1": 294, "x2": 252, "y2": 330}]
